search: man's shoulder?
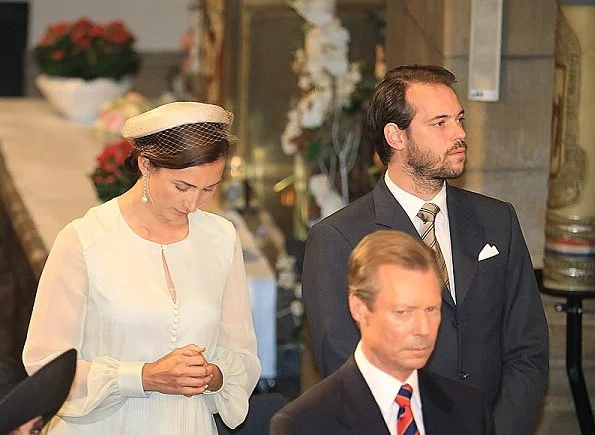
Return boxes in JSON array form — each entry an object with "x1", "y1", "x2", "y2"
[
  {"x1": 447, "y1": 184, "x2": 518, "y2": 226},
  {"x1": 274, "y1": 360, "x2": 357, "y2": 421},
  {"x1": 309, "y1": 189, "x2": 377, "y2": 243},
  {"x1": 284, "y1": 367, "x2": 345, "y2": 412},
  {"x1": 448, "y1": 184, "x2": 510, "y2": 210},
  {"x1": 325, "y1": 190, "x2": 376, "y2": 226}
]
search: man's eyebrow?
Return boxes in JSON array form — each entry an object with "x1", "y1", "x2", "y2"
[{"x1": 427, "y1": 109, "x2": 465, "y2": 122}]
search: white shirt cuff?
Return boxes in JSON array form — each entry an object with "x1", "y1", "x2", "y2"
[{"x1": 118, "y1": 362, "x2": 150, "y2": 397}]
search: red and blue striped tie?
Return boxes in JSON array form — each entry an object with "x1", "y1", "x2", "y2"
[{"x1": 395, "y1": 384, "x2": 420, "y2": 435}]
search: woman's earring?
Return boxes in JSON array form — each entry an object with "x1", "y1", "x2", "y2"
[{"x1": 141, "y1": 174, "x2": 149, "y2": 203}]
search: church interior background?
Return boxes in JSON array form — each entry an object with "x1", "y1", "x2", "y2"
[{"x1": 0, "y1": 0, "x2": 593, "y2": 433}]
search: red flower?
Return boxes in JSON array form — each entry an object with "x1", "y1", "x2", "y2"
[
  {"x1": 105, "y1": 21, "x2": 126, "y2": 33},
  {"x1": 104, "y1": 31, "x2": 131, "y2": 45},
  {"x1": 97, "y1": 140, "x2": 132, "y2": 168},
  {"x1": 51, "y1": 50, "x2": 65, "y2": 61},
  {"x1": 89, "y1": 25, "x2": 103, "y2": 38},
  {"x1": 48, "y1": 22, "x2": 69, "y2": 37},
  {"x1": 73, "y1": 17, "x2": 93, "y2": 30},
  {"x1": 102, "y1": 162, "x2": 116, "y2": 172},
  {"x1": 70, "y1": 28, "x2": 86, "y2": 44},
  {"x1": 90, "y1": 139, "x2": 137, "y2": 202},
  {"x1": 78, "y1": 38, "x2": 91, "y2": 49},
  {"x1": 35, "y1": 17, "x2": 139, "y2": 81},
  {"x1": 39, "y1": 35, "x2": 54, "y2": 47}
]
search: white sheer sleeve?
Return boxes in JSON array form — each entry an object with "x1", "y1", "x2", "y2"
[
  {"x1": 22, "y1": 224, "x2": 148, "y2": 425},
  {"x1": 204, "y1": 232, "x2": 261, "y2": 429}
]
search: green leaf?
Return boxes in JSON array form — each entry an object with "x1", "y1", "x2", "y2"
[{"x1": 305, "y1": 138, "x2": 322, "y2": 161}]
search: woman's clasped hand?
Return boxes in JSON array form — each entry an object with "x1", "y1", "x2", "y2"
[{"x1": 142, "y1": 344, "x2": 222, "y2": 397}]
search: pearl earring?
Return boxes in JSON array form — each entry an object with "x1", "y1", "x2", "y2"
[{"x1": 141, "y1": 174, "x2": 148, "y2": 203}]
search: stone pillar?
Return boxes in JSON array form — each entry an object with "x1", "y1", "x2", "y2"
[
  {"x1": 385, "y1": 0, "x2": 557, "y2": 267},
  {"x1": 544, "y1": 2, "x2": 595, "y2": 290}
]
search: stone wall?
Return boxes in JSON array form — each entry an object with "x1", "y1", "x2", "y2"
[{"x1": 385, "y1": 0, "x2": 557, "y2": 267}]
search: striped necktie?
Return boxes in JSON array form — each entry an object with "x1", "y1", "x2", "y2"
[
  {"x1": 395, "y1": 384, "x2": 420, "y2": 435},
  {"x1": 417, "y1": 202, "x2": 450, "y2": 291}
]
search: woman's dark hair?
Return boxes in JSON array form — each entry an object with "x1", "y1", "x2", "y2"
[
  {"x1": 124, "y1": 122, "x2": 231, "y2": 174},
  {"x1": 367, "y1": 65, "x2": 457, "y2": 165}
]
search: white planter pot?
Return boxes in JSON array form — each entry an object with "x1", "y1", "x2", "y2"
[{"x1": 36, "y1": 75, "x2": 134, "y2": 124}]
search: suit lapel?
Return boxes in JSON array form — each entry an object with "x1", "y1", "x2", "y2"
[
  {"x1": 337, "y1": 358, "x2": 391, "y2": 434},
  {"x1": 418, "y1": 370, "x2": 455, "y2": 435},
  {"x1": 373, "y1": 177, "x2": 419, "y2": 238},
  {"x1": 373, "y1": 178, "x2": 456, "y2": 307},
  {"x1": 446, "y1": 185, "x2": 483, "y2": 305}
]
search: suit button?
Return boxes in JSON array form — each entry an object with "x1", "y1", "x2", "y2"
[
  {"x1": 458, "y1": 371, "x2": 469, "y2": 380},
  {"x1": 453, "y1": 320, "x2": 459, "y2": 327}
]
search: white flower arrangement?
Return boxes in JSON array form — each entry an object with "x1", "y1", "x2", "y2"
[
  {"x1": 281, "y1": 0, "x2": 362, "y2": 158},
  {"x1": 309, "y1": 173, "x2": 344, "y2": 218},
  {"x1": 93, "y1": 91, "x2": 152, "y2": 143},
  {"x1": 280, "y1": 0, "x2": 387, "y2": 223}
]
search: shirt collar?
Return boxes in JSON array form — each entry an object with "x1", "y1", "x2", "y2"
[
  {"x1": 354, "y1": 342, "x2": 423, "y2": 414},
  {"x1": 384, "y1": 171, "x2": 449, "y2": 221}
]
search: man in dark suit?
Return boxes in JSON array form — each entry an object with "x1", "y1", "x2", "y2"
[
  {"x1": 272, "y1": 231, "x2": 494, "y2": 434},
  {"x1": 301, "y1": 65, "x2": 548, "y2": 434}
]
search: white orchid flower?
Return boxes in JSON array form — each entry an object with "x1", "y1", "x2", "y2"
[
  {"x1": 281, "y1": 109, "x2": 302, "y2": 155},
  {"x1": 298, "y1": 89, "x2": 332, "y2": 128},
  {"x1": 292, "y1": 0, "x2": 336, "y2": 26}
]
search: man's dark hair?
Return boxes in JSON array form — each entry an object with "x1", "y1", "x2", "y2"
[{"x1": 367, "y1": 65, "x2": 457, "y2": 164}]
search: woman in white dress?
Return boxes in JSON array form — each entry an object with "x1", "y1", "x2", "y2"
[{"x1": 22, "y1": 102, "x2": 261, "y2": 434}]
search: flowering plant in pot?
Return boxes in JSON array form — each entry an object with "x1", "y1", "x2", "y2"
[
  {"x1": 34, "y1": 17, "x2": 141, "y2": 123},
  {"x1": 90, "y1": 139, "x2": 138, "y2": 202},
  {"x1": 35, "y1": 17, "x2": 139, "y2": 80}
]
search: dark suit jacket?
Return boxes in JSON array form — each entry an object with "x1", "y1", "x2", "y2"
[
  {"x1": 301, "y1": 177, "x2": 549, "y2": 435},
  {"x1": 270, "y1": 357, "x2": 495, "y2": 435}
]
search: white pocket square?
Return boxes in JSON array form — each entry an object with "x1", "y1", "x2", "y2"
[{"x1": 478, "y1": 244, "x2": 499, "y2": 261}]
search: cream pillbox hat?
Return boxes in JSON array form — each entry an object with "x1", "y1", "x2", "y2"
[{"x1": 121, "y1": 101, "x2": 232, "y2": 139}]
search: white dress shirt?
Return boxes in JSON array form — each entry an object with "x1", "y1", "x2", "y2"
[
  {"x1": 23, "y1": 198, "x2": 261, "y2": 434},
  {"x1": 355, "y1": 343, "x2": 426, "y2": 435},
  {"x1": 384, "y1": 172, "x2": 456, "y2": 303}
]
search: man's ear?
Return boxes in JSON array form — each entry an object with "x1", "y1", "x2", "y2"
[
  {"x1": 349, "y1": 294, "x2": 369, "y2": 327},
  {"x1": 383, "y1": 122, "x2": 406, "y2": 152}
]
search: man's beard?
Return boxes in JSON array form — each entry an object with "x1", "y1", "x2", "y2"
[{"x1": 406, "y1": 138, "x2": 467, "y2": 182}]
